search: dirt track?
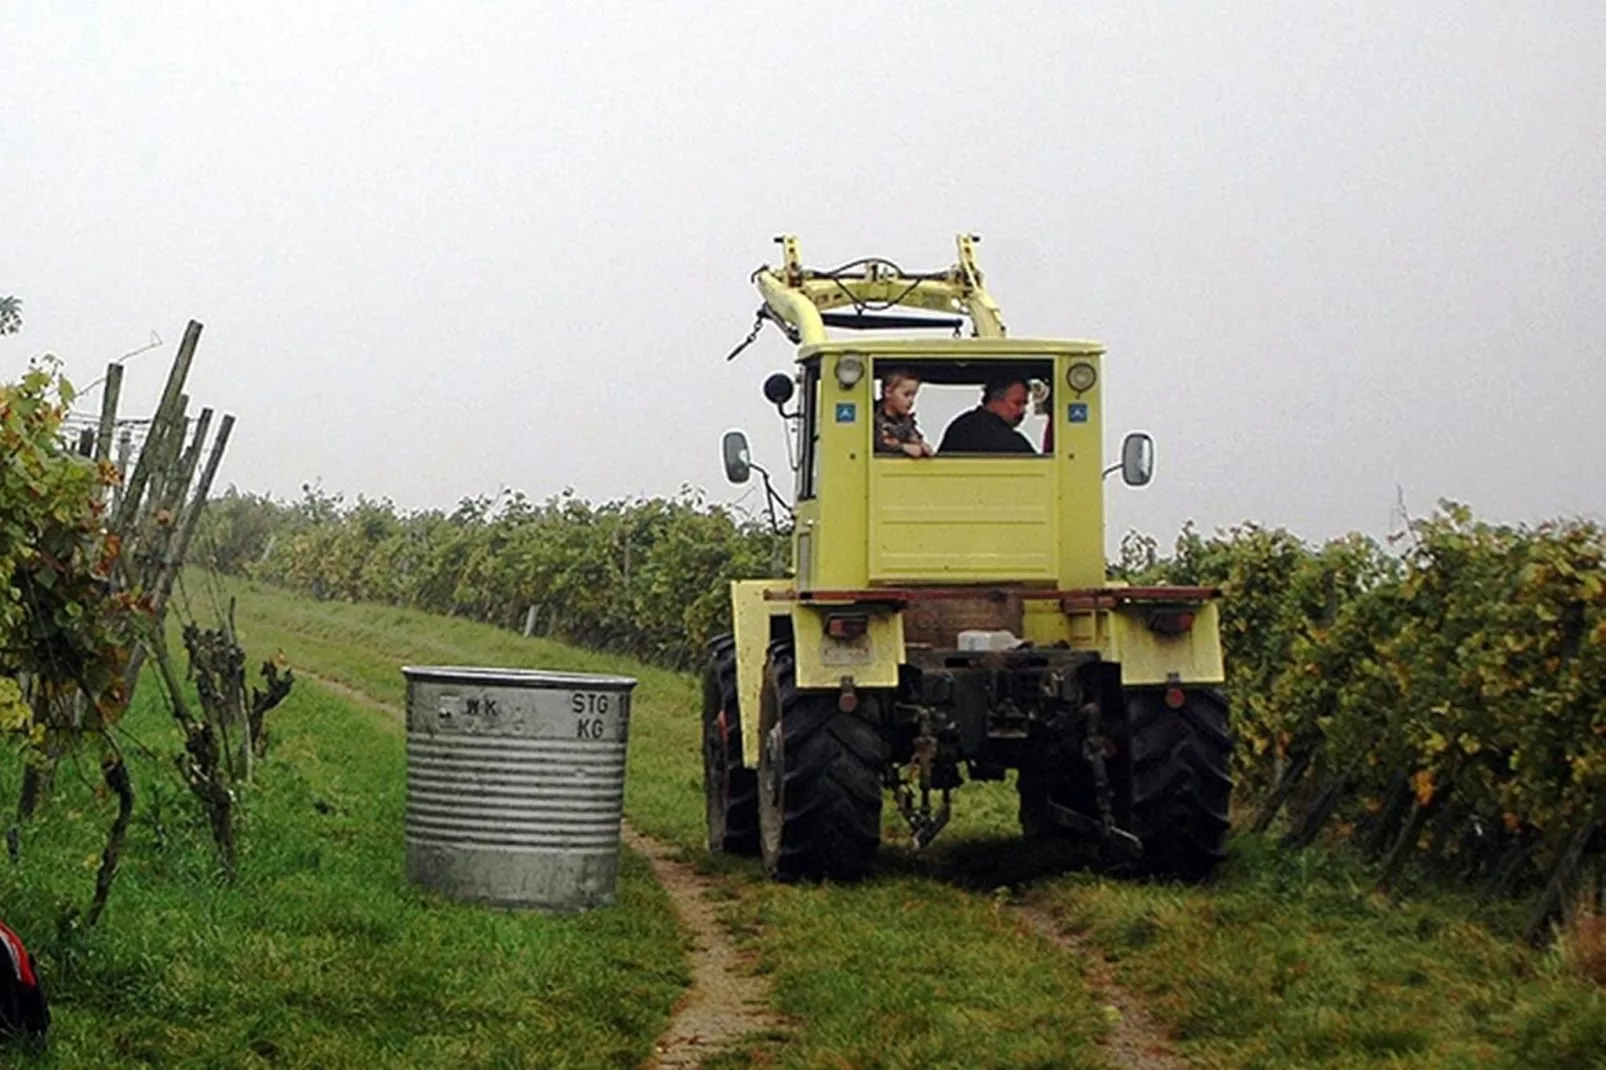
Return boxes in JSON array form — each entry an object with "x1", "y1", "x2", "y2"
[
  {"x1": 622, "y1": 827, "x2": 785, "y2": 1067},
  {"x1": 1012, "y1": 900, "x2": 1190, "y2": 1070}
]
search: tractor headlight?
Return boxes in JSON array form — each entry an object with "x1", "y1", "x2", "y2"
[
  {"x1": 835, "y1": 354, "x2": 866, "y2": 388},
  {"x1": 1066, "y1": 361, "x2": 1097, "y2": 393}
]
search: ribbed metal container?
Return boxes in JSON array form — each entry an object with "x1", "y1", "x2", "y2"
[{"x1": 402, "y1": 665, "x2": 637, "y2": 911}]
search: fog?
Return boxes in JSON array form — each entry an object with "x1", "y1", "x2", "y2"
[{"x1": 4, "y1": 2, "x2": 1602, "y2": 550}]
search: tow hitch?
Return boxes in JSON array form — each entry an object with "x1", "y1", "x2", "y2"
[
  {"x1": 895, "y1": 706, "x2": 952, "y2": 849},
  {"x1": 1046, "y1": 700, "x2": 1143, "y2": 859}
]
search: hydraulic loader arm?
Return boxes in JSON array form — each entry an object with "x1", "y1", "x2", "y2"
[{"x1": 753, "y1": 233, "x2": 1008, "y2": 346}]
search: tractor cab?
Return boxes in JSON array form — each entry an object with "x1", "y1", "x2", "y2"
[{"x1": 771, "y1": 343, "x2": 1152, "y2": 593}]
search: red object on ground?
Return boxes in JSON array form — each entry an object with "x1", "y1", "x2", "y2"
[{"x1": 0, "y1": 918, "x2": 49, "y2": 1041}]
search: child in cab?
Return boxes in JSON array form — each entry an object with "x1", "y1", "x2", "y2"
[{"x1": 874, "y1": 369, "x2": 934, "y2": 457}]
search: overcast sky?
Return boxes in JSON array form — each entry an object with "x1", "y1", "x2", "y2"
[{"x1": 4, "y1": 2, "x2": 1603, "y2": 552}]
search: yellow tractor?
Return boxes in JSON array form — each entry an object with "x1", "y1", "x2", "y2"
[{"x1": 705, "y1": 235, "x2": 1231, "y2": 882}]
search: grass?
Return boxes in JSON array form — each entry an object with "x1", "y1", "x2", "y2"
[
  {"x1": 220, "y1": 577, "x2": 1606, "y2": 1068},
  {"x1": 0, "y1": 655, "x2": 686, "y2": 1066},
  {"x1": 1020, "y1": 837, "x2": 1606, "y2": 1069},
  {"x1": 25, "y1": 574, "x2": 1602, "y2": 1068},
  {"x1": 724, "y1": 875, "x2": 1107, "y2": 1069}
]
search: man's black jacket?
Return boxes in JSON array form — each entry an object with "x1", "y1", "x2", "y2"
[{"x1": 937, "y1": 407, "x2": 1036, "y2": 454}]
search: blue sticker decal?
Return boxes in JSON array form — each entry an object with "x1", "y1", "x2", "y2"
[
  {"x1": 835, "y1": 402, "x2": 857, "y2": 423},
  {"x1": 1068, "y1": 403, "x2": 1090, "y2": 423}
]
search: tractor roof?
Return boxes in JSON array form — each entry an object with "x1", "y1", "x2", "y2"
[
  {"x1": 753, "y1": 234, "x2": 1102, "y2": 350},
  {"x1": 796, "y1": 338, "x2": 1106, "y2": 361}
]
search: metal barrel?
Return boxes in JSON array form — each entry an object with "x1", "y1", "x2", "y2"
[{"x1": 402, "y1": 665, "x2": 637, "y2": 911}]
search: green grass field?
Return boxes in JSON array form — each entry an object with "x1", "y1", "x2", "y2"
[
  {"x1": 0, "y1": 670, "x2": 686, "y2": 1067},
  {"x1": 6, "y1": 576, "x2": 1604, "y2": 1068}
]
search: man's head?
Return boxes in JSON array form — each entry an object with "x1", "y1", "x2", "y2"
[{"x1": 981, "y1": 375, "x2": 1029, "y2": 428}]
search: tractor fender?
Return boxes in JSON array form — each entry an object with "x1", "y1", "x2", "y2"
[
  {"x1": 728, "y1": 581, "x2": 905, "y2": 760},
  {"x1": 788, "y1": 604, "x2": 904, "y2": 692},
  {"x1": 729, "y1": 580, "x2": 792, "y2": 764},
  {"x1": 1104, "y1": 601, "x2": 1226, "y2": 686}
]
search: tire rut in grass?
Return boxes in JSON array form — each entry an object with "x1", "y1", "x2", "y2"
[
  {"x1": 1012, "y1": 899, "x2": 1190, "y2": 1070},
  {"x1": 622, "y1": 827, "x2": 787, "y2": 1068},
  {"x1": 301, "y1": 674, "x2": 783, "y2": 1066}
]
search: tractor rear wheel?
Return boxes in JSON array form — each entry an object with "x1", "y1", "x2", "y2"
[
  {"x1": 702, "y1": 634, "x2": 759, "y2": 856},
  {"x1": 1128, "y1": 687, "x2": 1233, "y2": 879},
  {"x1": 757, "y1": 641, "x2": 886, "y2": 882}
]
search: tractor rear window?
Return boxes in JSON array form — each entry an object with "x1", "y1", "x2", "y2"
[{"x1": 871, "y1": 358, "x2": 1053, "y2": 457}]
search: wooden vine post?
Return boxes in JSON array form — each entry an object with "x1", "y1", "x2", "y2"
[{"x1": 70, "y1": 319, "x2": 257, "y2": 915}]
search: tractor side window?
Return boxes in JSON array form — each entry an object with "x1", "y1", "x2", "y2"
[{"x1": 797, "y1": 360, "x2": 822, "y2": 499}]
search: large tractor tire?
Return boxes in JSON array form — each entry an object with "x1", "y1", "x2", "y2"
[
  {"x1": 702, "y1": 634, "x2": 759, "y2": 856},
  {"x1": 757, "y1": 641, "x2": 887, "y2": 882},
  {"x1": 1128, "y1": 687, "x2": 1233, "y2": 880}
]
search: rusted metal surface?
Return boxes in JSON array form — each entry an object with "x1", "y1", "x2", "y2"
[{"x1": 902, "y1": 594, "x2": 1024, "y2": 648}]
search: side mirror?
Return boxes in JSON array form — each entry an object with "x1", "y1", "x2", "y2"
[
  {"x1": 1121, "y1": 432, "x2": 1155, "y2": 487},
  {"x1": 721, "y1": 429, "x2": 753, "y2": 484},
  {"x1": 763, "y1": 373, "x2": 796, "y2": 408}
]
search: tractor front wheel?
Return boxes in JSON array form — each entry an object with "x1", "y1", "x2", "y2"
[
  {"x1": 702, "y1": 634, "x2": 759, "y2": 856},
  {"x1": 757, "y1": 641, "x2": 886, "y2": 882}
]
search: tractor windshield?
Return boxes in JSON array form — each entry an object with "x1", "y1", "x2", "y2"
[{"x1": 870, "y1": 358, "x2": 1053, "y2": 457}]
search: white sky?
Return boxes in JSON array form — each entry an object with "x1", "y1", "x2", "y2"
[{"x1": 4, "y1": 2, "x2": 1603, "y2": 552}]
